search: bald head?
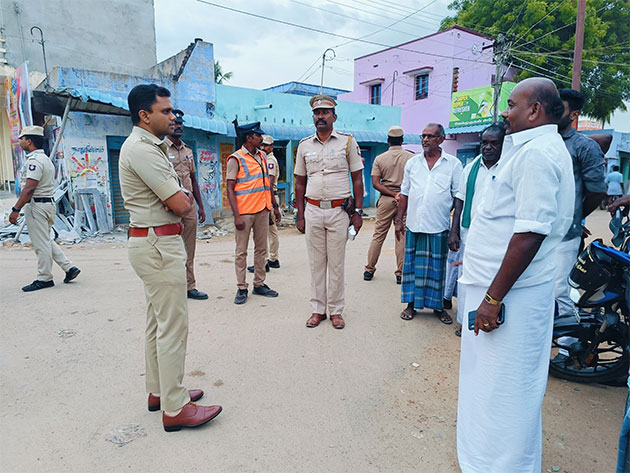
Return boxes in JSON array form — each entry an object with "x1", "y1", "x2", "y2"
[{"x1": 501, "y1": 77, "x2": 564, "y2": 134}]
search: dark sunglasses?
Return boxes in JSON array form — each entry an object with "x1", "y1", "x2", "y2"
[{"x1": 421, "y1": 134, "x2": 440, "y2": 139}]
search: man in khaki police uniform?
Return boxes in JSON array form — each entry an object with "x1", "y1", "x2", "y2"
[
  {"x1": 119, "y1": 84, "x2": 221, "y2": 432},
  {"x1": 248, "y1": 134, "x2": 280, "y2": 273},
  {"x1": 227, "y1": 123, "x2": 281, "y2": 305},
  {"x1": 9, "y1": 125, "x2": 80, "y2": 292},
  {"x1": 165, "y1": 109, "x2": 208, "y2": 300},
  {"x1": 363, "y1": 126, "x2": 414, "y2": 285},
  {"x1": 295, "y1": 94, "x2": 364, "y2": 329}
]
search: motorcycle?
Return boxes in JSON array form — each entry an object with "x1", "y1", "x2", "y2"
[{"x1": 550, "y1": 210, "x2": 630, "y2": 384}]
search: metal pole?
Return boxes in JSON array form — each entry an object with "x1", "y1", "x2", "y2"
[
  {"x1": 491, "y1": 34, "x2": 506, "y2": 123},
  {"x1": 30, "y1": 26, "x2": 49, "y2": 87},
  {"x1": 49, "y1": 97, "x2": 72, "y2": 160},
  {"x1": 391, "y1": 71, "x2": 398, "y2": 106},
  {"x1": 572, "y1": 0, "x2": 587, "y2": 91},
  {"x1": 319, "y1": 48, "x2": 335, "y2": 94}
]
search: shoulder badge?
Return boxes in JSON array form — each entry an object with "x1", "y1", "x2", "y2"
[
  {"x1": 28, "y1": 164, "x2": 37, "y2": 171},
  {"x1": 268, "y1": 163, "x2": 274, "y2": 169}
]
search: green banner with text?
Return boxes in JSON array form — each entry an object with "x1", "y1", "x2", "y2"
[{"x1": 449, "y1": 83, "x2": 516, "y2": 128}]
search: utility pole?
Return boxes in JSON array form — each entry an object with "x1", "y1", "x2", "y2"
[
  {"x1": 320, "y1": 48, "x2": 335, "y2": 94},
  {"x1": 30, "y1": 26, "x2": 49, "y2": 87},
  {"x1": 572, "y1": 0, "x2": 587, "y2": 91},
  {"x1": 485, "y1": 34, "x2": 511, "y2": 123}
]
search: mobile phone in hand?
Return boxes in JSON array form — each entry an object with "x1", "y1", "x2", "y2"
[{"x1": 468, "y1": 303, "x2": 505, "y2": 331}]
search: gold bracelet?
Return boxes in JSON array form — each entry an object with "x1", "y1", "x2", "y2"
[{"x1": 484, "y1": 292, "x2": 502, "y2": 306}]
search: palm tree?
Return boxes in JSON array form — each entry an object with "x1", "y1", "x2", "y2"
[{"x1": 214, "y1": 61, "x2": 233, "y2": 84}]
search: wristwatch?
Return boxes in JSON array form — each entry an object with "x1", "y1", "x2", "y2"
[{"x1": 11, "y1": 206, "x2": 20, "y2": 213}]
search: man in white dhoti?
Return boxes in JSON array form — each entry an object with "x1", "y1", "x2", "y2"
[{"x1": 456, "y1": 78, "x2": 574, "y2": 473}]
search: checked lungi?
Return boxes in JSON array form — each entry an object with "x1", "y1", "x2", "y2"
[{"x1": 401, "y1": 230, "x2": 448, "y2": 310}]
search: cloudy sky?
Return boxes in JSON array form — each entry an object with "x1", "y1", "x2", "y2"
[{"x1": 153, "y1": 0, "x2": 453, "y2": 91}]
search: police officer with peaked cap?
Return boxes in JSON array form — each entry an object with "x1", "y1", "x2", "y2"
[
  {"x1": 294, "y1": 94, "x2": 364, "y2": 329},
  {"x1": 9, "y1": 125, "x2": 80, "y2": 291},
  {"x1": 164, "y1": 108, "x2": 208, "y2": 300}
]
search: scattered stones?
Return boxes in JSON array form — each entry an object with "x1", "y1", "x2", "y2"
[
  {"x1": 214, "y1": 379, "x2": 224, "y2": 387},
  {"x1": 57, "y1": 329, "x2": 76, "y2": 339}
]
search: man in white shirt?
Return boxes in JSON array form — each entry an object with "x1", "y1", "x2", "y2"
[
  {"x1": 456, "y1": 78, "x2": 574, "y2": 473},
  {"x1": 395, "y1": 123, "x2": 463, "y2": 324},
  {"x1": 448, "y1": 123, "x2": 505, "y2": 328}
]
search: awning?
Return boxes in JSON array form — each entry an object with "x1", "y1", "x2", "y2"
[
  {"x1": 44, "y1": 87, "x2": 413, "y2": 144},
  {"x1": 444, "y1": 124, "x2": 488, "y2": 135}
]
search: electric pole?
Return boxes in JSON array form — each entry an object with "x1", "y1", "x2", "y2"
[
  {"x1": 572, "y1": 0, "x2": 587, "y2": 91},
  {"x1": 320, "y1": 48, "x2": 335, "y2": 94},
  {"x1": 485, "y1": 34, "x2": 511, "y2": 123}
]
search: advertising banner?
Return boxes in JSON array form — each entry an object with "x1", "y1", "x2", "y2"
[{"x1": 449, "y1": 83, "x2": 516, "y2": 128}]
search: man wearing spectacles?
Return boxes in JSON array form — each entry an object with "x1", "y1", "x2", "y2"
[{"x1": 395, "y1": 123, "x2": 463, "y2": 325}]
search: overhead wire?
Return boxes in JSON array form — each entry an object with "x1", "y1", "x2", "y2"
[{"x1": 194, "y1": 0, "x2": 494, "y2": 65}]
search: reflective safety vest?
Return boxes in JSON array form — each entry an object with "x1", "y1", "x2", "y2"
[{"x1": 232, "y1": 148, "x2": 272, "y2": 215}]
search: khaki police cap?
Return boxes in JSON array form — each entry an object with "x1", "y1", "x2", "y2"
[
  {"x1": 18, "y1": 125, "x2": 44, "y2": 138},
  {"x1": 262, "y1": 135, "x2": 274, "y2": 145},
  {"x1": 310, "y1": 94, "x2": 337, "y2": 110},
  {"x1": 388, "y1": 126, "x2": 404, "y2": 138}
]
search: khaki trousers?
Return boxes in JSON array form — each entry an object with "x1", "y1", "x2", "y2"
[
  {"x1": 24, "y1": 201, "x2": 73, "y2": 281},
  {"x1": 305, "y1": 203, "x2": 349, "y2": 315},
  {"x1": 365, "y1": 195, "x2": 405, "y2": 276},
  {"x1": 235, "y1": 209, "x2": 269, "y2": 290},
  {"x1": 181, "y1": 208, "x2": 197, "y2": 291},
  {"x1": 268, "y1": 219, "x2": 279, "y2": 262},
  {"x1": 128, "y1": 231, "x2": 190, "y2": 412}
]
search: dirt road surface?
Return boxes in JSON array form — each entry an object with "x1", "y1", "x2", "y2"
[{"x1": 0, "y1": 209, "x2": 624, "y2": 472}]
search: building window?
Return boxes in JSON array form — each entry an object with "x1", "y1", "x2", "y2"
[
  {"x1": 415, "y1": 74, "x2": 429, "y2": 100},
  {"x1": 370, "y1": 84, "x2": 381, "y2": 105},
  {"x1": 452, "y1": 67, "x2": 459, "y2": 93}
]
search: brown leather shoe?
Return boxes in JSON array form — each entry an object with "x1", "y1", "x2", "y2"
[
  {"x1": 306, "y1": 313, "x2": 326, "y2": 328},
  {"x1": 330, "y1": 314, "x2": 345, "y2": 329},
  {"x1": 148, "y1": 389, "x2": 204, "y2": 412},
  {"x1": 162, "y1": 402, "x2": 222, "y2": 432}
]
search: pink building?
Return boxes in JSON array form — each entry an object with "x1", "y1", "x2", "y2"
[{"x1": 339, "y1": 26, "x2": 510, "y2": 161}]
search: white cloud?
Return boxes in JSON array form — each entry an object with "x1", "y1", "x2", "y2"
[{"x1": 154, "y1": 0, "x2": 453, "y2": 91}]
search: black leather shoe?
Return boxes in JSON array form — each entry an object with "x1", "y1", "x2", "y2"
[
  {"x1": 252, "y1": 284, "x2": 278, "y2": 297},
  {"x1": 268, "y1": 259, "x2": 280, "y2": 269},
  {"x1": 363, "y1": 271, "x2": 374, "y2": 281},
  {"x1": 187, "y1": 289, "x2": 208, "y2": 300},
  {"x1": 396, "y1": 275, "x2": 402, "y2": 285},
  {"x1": 234, "y1": 289, "x2": 248, "y2": 304},
  {"x1": 443, "y1": 298, "x2": 453, "y2": 310},
  {"x1": 22, "y1": 280, "x2": 54, "y2": 292},
  {"x1": 63, "y1": 267, "x2": 81, "y2": 283},
  {"x1": 247, "y1": 263, "x2": 269, "y2": 273}
]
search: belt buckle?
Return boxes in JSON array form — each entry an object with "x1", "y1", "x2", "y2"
[{"x1": 320, "y1": 200, "x2": 332, "y2": 209}]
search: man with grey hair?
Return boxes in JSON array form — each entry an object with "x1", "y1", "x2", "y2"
[{"x1": 395, "y1": 122, "x2": 462, "y2": 324}]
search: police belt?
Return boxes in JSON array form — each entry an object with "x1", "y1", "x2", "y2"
[
  {"x1": 128, "y1": 223, "x2": 183, "y2": 238},
  {"x1": 32, "y1": 197, "x2": 53, "y2": 203},
  {"x1": 307, "y1": 198, "x2": 345, "y2": 209}
]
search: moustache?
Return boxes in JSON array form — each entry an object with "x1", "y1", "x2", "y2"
[{"x1": 316, "y1": 119, "x2": 326, "y2": 124}]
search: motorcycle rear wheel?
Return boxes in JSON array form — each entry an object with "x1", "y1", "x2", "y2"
[{"x1": 550, "y1": 321, "x2": 629, "y2": 384}]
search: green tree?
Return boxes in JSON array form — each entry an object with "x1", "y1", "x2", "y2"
[
  {"x1": 214, "y1": 61, "x2": 233, "y2": 84},
  {"x1": 441, "y1": 0, "x2": 630, "y2": 122}
]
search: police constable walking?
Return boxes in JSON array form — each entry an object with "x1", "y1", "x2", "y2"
[
  {"x1": 165, "y1": 109, "x2": 208, "y2": 300},
  {"x1": 119, "y1": 84, "x2": 221, "y2": 432},
  {"x1": 363, "y1": 126, "x2": 413, "y2": 284},
  {"x1": 9, "y1": 126, "x2": 80, "y2": 292},
  {"x1": 226, "y1": 123, "x2": 281, "y2": 305},
  {"x1": 295, "y1": 95, "x2": 364, "y2": 329}
]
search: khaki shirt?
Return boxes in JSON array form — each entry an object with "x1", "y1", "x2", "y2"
[
  {"x1": 119, "y1": 126, "x2": 182, "y2": 227},
  {"x1": 164, "y1": 137, "x2": 195, "y2": 192},
  {"x1": 294, "y1": 130, "x2": 363, "y2": 200},
  {"x1": 226, "y1": 146, "x2": 264, "y2": 180},
  {"x1": 267, "y1": 152, "x2": 279, "y2": 193},
  {"x1": 20, "y1": 149, "x2": 55, "y2": 198},
  {"x1": 371, "y1": 145, "x2": 414, "y2": 193}
]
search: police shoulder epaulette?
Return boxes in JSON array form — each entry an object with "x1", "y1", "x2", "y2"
[
  {"x1": 336, "y1": 130, "x2": 352, "y2": 137},
  {"x1": 299, "y1": 133, "x2": 315, "y2": 144}
]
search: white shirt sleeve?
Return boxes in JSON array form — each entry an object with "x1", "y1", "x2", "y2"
[
  {"x1": 512, "y1": 149, "x2": 561, "y2": 235},
  {"x1": 451, "y1": 159, "x2": 464, "y2": 199},
  {"x1": 400, "y1": 158, "x2": 411, "y2": 196}
]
